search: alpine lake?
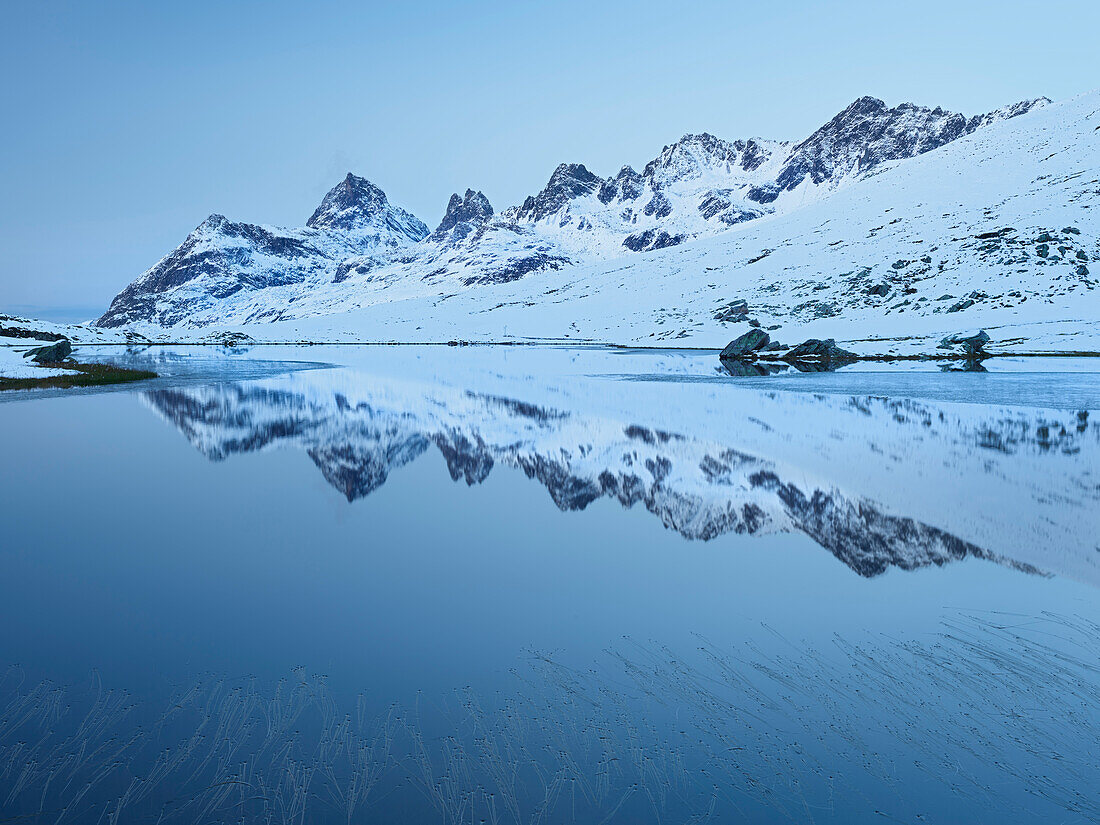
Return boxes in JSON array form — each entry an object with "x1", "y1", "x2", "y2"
[{"x1": 1, "y1": 344, "x2": 1098, "y2": 824}]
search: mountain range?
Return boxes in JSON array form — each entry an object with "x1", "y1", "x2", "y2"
[{"x1": 85, "y1": 91, "x2": 1100, "y2": 354}]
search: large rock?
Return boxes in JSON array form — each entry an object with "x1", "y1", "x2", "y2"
[
  {"x1": 783, "y1": 338, "x2": 858, "y2": 361},
  {"x1": 714, "y1": 299, "x2": 750, "y2": 323},
  {"x1": 720, "y1": 329, "x2": 770, "y2": 359},
  {"x1": 24, "y1": 339, "x2": 72, "y2": 363},
  {"x1": 939, "y1": 330, "x2": 990, "y2": 355}
]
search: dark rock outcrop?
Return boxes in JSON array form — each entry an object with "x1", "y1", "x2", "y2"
[
  {"x1": 24, "y1": 339, "x2": 72, "y2": 363},
  {"x1": 748, "y1": 96, "x2": 1047, "y2": 204},
  {"x1": 515, "y1": 164, "x2": 602, "y2": 222},
  {"x1": 939, "y1": 330, "x2": 991, "y2": 355},
  {"x1": 622, "y1": 229, "x2": 685, "y2": 252},
  {"x1": 783, "y1": 338, "x2": 858, "y2": 361},
  {"x1": 597, "y1": 166, "x2": 645, "y2": 204},
  {"x1": 714, "y1": 300, "x2": 750, "y2": 324},
  {"x1": 0, "y1": 321, "x2": 66, "y2": 342},
  {"x1": 431, "y1": 189, "x2": 494, "y2": 242},
  {"x1": 720, "y1": 329, "x2": 771, "y2": 359}
]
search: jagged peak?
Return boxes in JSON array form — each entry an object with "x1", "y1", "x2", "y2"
[
  {"x1": 968, "y1": 97, "x2": 1051, "y2": 129},
  {"x1": 745, "y1": 93, "x2": 1050, "y2": 205},
  {"x1": 514, "y1": 163, "x2": 602, "y2": 222},
  {"x1": 197, "y1": 213, "x2": 229, "y2": 231},
  {"x1": 306, "y1": 173, "x2": 390, "y2": 229},
  {"x1": 306, "y1": 172, "x2": 428, "y2": 242},
  {"x1": 432, "y1": 188, "x2": 494, "y2": 239},
  {"x1": 643, "y1": 131, "x2": 775, "y2": 186},
  {"x1": 839, "y1": 95, "x2": 888, "y2": 116},
  {"x1": 547, "y1": 162, "x2": 601, "y2": 189},
  {"x1": 598, "y1": 166, "x2": 645, "y2": 205}
]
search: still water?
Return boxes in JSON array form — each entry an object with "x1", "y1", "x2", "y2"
[{"x1": 1, "y1": 346, "x2": 1098, "y2": 823}]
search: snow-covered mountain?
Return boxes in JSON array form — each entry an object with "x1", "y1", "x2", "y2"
[
  {"x1": 90, "y1": 92, "x2": 1085, "y2": 350},
  {"x1": 96, "y1": 173, "x2": 427, "y2": 327}
]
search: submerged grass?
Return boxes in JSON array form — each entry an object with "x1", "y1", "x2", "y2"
[
  {"x1": 0, "y1": 612, "x2": 1096, "y2": 824},
  {"x1": 0, "y1": 360, "x2": 157, "y2": 391}
]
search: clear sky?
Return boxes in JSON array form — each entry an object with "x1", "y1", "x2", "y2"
[{"x1": 2, "y1": 0, "x2": 1097, "y2": 318}]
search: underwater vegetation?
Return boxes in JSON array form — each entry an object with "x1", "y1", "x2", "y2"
[{"x1": 1, "y1": 612, "x2": 1096, "y2": 824}]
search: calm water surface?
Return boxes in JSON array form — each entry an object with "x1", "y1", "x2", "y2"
[{"x1": 1, "y1": 346, "x2": 1098, "y2": 823}]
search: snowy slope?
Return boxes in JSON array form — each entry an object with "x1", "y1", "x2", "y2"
[
  {"x1": 241, "y1": 91, "x2": 1097, "y2": 354},
  {"x1": 86, "y1": 93, "x2": 1082, "y2": 351},
  {"x1": 0, "y1": 346, "x2": 79, "y2": 378}
]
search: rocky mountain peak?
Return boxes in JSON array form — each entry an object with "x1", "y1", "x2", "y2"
[
  {"x1": 598, "y1": 166, "x2": 645, "y2": 204},
  {"x1": 840, "y1": 96, "x2": 888, "y2": 117},
  {"x1": 307, "y1": 173, "x2": 388, "y2": 229},
  {"x1": 196, "y1": 213, "x2": 230, "y2": 233},
  {"x1": 643, "y1": 132, "x2": 776, "y2": 189},
  {"x1": 747, "y1": 95, "x2": 1046, "y2": 204},
  {"x1": 515, "y1": 163, "x2": 602, "y2": 222},
  {"x1": 306, "y1": 173, "x2": 428, "y2": 242},
  {"x1": 432, "y1": 189, "x2": 494, "y2": 241}
]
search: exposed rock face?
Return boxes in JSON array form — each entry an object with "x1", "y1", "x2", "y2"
[
  {"x1": 622, "y1": 229, "x2": 684, "y2": 252},
  {"x1": 720, "y1": 329, "x2": 770, "y2": 359},
  {"x1": 306, "y1": 173, "x2": 429, "y2": 242},
  {"x1": 598, "y1": 166, "x2": 645, "y2": 204},
  {"x1": 697, "y1": 191, "x2": 763, "y2": 225},
  {"x1": 514, "y1": 164, "x2": 602, "y2": 222},
  {"x1": 747, "y1": 96, "x2": 1049, "y2": 204},
  {"x1": 644, "y1": 133, "x2": 775, "y2": 187},
  {"x1": 940, "y1": 330, "x2": 991, "y2": 355},
  {"x1": 431, "y1": 189, "x2": 494, "y2": 243},
  {"x1": 784, "y1": 338, "x2": 858, "y2": 361},
  {"x1": 714, "y1": 300, "x2": 751, "y2": 324},
  {"x1": 0, "y1": 318, "x2": 66, "y2": 342}
]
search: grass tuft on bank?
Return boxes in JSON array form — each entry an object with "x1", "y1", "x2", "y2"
[{"x1": 0, "y1": 361, "x2": 157, "y2": 391}]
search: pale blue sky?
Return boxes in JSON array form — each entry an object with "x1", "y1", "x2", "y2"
[{"x1": 2, "y1": 0, "x2": 1097, "y2": 317}]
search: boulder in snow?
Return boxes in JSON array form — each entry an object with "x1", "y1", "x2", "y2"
[
  {"x1": 720, "y1": 329, "x2": 771, "y2": 359},
  {"x1": 24, "y1": 339, "x2": 72, "y2": 363}
]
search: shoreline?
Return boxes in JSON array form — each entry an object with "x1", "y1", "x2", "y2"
[
  {"x1": 3, "y1": 340, "x2": 1100, "y2": 357},
  {"x1": 0, "y1": 360, "x2": 157, "y2": 391}
]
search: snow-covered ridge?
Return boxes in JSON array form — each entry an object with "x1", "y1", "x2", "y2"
[
  {"x1": 92, "y1": 94, "x2": 1053, "y2": 336},
  {"x1": 96, "y1": 174, "x2": 428, "y2": 328},
  {"x1": 240, "y1": 90, "x2": 1096, "y2": 355}
]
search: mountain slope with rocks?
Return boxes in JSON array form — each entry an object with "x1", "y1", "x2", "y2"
[
  {"x1": 86, "y1": 92, "x2": 1100, "y2": 355},
  {"x1": 96, "y1": 174, "x2": 428, "y2": 328}
]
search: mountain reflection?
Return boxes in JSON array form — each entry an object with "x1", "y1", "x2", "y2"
[{"x1": 142, "y1": 369, "x2": 1099, "y2": 584}]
